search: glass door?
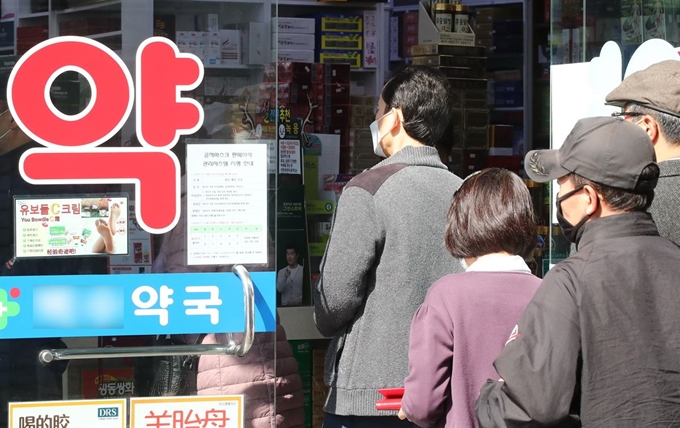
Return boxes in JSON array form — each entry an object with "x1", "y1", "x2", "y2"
[{"x1": 0, "y1": 0, "x2": 300, "y2": 427}]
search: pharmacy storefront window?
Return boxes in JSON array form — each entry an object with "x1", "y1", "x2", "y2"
[
  {"x1": 547, "y1": 0, "x2": 679, "y2": 269},
  {"x1": 0, "y1": 0, "x2": 331, "y2": 426}
]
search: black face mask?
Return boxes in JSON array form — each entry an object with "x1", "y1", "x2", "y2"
[{"x1": 556, "y1": 186, "x2": 590, "y2": 245}]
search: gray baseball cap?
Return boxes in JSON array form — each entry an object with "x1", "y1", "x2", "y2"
[
  {"x1": 524, "y1": 117, "x2": 658, "y2": 192},
  {"x1": 605, "y1": 60, "x2": 680, "y2": 117}
]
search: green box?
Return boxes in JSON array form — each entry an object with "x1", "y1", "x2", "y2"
[
  {"x1": 303, "y1": 391, "x2": 312, "y2": 428},
  {"x1": 290, "y1": 340, "x2": 312, "y2": 377}
]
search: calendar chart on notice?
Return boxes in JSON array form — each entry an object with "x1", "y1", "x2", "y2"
[{"x1": 186, "y1": 143, "x2": 269, "y2": 265}]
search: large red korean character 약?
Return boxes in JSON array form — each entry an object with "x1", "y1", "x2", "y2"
[{"x1": 12, "y1": 37, "x2": 204, "y2": 234}]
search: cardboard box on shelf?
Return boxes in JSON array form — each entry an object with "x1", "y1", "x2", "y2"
[
  {"x1": 464, "y1": 126, "x2": 489, "y2": 149},
  {"x1": 274, "y1": 49, "x2": 315, "y2": 63},
  {"x1": 195, "y1": 13, "x2": 219, "y2": 32},
  {"x1": 364, "y1": 37, "x2": 378, "y2": 67},
  {"x1": 273, "y1": 17, "x2": 316, "y2": 34},
  {"x1": 411, "y1": 43, "x2": 485, "y2": 57},
  {"x1": 317, "y1": 14, "x2": 363, "y2": 33},
  {"x1": 417, "y1": 1, "x2": 475, "y2": 46},
  {"x1": 411, "y1": 55, "x2": 486, "y2": 68},
  {"x1": 17, "y1": 24, "x2": 48, "y2": 39},
  {"x1": 492, "y1": 20, "x2": 523, "y2": 38},
  {"x1": 363, "y1": 9, "x2": 378, "y2": 38},
  {"x1": 318, "y1": 51, "x2": 362, "y2": 68},
  {"x1": 319, "y1": 33, "x2": 362, "y2": 50},
  {"x1": 351, "y1": 104, "x2": 365, "y2": 118},
  {"x1": 239, "y1": 22, "x2": 266, "y2": 65},
  {"x1": 474, "y1": 6, "x2": 523, "y2": 23},
  {"x1": 439, "y1": 66, "x2": 485, "y2": 79},
  {"x1": 315, "y1": 83, "x2": 351, "y2": 105},
  {"x1": 448, "y1": 78, "x2": 488, "y2": 91},
  {"x1": 313, "y1": 63, "x2": 351, "y2": 85},
  {"x1": 153, "y1": 14, "x2": 175, "y2": 42},
  {"x1": 488, "y1": 124, "x2": 514, "y2": 148},
  {"x1": 390, "y1": 16, "x2": 400, "y2": 61},
  {"x1": 274, "y1": 33, "x2": 316, "y2": 50},
  {"x1": 206, "y1": 31, "x2": 221, "y2": 65},
  {"x1": 219, "y1": 29, "x2": 241, "y2": 64},
  {"x1": 404, "y1": 11, "x2": 419, "y2": 24},
  {"x1": 463, "y1": 148, "x2": 489, "y2": 172}
]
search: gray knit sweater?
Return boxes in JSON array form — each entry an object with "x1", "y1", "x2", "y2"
[
  {"x1": 649, "y1": 159, "x2": 680, "y2": 246},
  {"x1": 313, "y1": 145, "x2": 463, "y2": 416}
]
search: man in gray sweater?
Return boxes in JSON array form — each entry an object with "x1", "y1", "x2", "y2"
[
  {"x1": 605, "y1": 60, "x2": 680, "y2": 245},
  {"x1": 314, "y1": 65, "x2": 463, "y2": 428}
]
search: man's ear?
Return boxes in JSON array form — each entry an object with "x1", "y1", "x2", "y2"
[
  {"x1": 583, "y1": 184, "x2": 600, "y2": 216},
  {"x1": 640, "y1": 116, "x2": 659, "y2": 143},
  {"x1": 391, "y1": 108, "x2": 403, "y2": 133}
]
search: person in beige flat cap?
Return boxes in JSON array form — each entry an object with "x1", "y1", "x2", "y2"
[{"x1": 606, "y1": 60, "x2": 680, "y2": 245}]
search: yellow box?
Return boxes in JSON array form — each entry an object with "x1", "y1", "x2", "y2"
[{"x1": 319, "y1": 51, "x2": 362, "y2": 68}]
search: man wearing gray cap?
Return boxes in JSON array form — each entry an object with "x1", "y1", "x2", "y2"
[
  {"x1": 476, "y1": 117, "x2": 680, "y2": 427},
  {"x1": 606, "y1": 60, "x2": 680, "y2": 245}
]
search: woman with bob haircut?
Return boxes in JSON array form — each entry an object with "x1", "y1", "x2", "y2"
[{"x1": 398, "y1": 168, "x2": 541, "y2": 428}]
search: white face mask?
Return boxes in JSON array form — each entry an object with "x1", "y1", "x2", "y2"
[
  {"x1": 369, "y1": 110, "x2": 393, "y2": 158},
  {"x1": 459, "y1": 258, "x2": 469, "y2": 271}
]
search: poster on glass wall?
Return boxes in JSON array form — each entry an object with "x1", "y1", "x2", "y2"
[{"x1": 13, "y1": 195, "x2": 129, "y2": 258}]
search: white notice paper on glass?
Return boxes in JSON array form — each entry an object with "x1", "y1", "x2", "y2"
[
  {"x1": 279, "y1": 139, "x2": 301, "y2": 175},
  {"x1": 186, "y1": 144, "x2": 268, "y2": 265}
]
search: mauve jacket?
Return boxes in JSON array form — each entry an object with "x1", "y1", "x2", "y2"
[{"x1": 155, "y1": 176, "x2": 306, "y2": 428}]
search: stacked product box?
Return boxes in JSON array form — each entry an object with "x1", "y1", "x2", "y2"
[
  {"x1": 487, "y1": 124, "x2": 522, "y2": 175},
  {"x1": 176, "y1": 14, "x2": 266, "y2": 65},
  {"x1": 257, "y1": 62, "x2": 352, "y2": 160},
  {"x1": 411, "y1": 43, "x2": 489, "y2": 177},
  {"x1": 312, "y1": 347, "x2": 329, "y2": 427},
  {"x1": 363, "y1": 10, "x2": 379, "y2": 68},
  {"x1": 17, "y1": 24, "x2": 48, "y2": 55},
  {"x1": 472, "y1": 6, "x2": 523, "y2": 55},
  {"x1": 176, "y1": 30, "x2": 241, "y2": 65},
  {"x1": 313, "y1": 63, "x2": 352, "y2": 172},
  {"x1": 349, "y1": 95, "x2": 380, "y2": 173},
  {"x1": 316, "y1": 14, "x2": 363, "y2": 68},
  {"x1": 261, "y1": 61, "x2": 317, "y2": 140},
  {"x1": 490, "y1": 69, "x2": 522, "y2": 107},
  {"x1": 290, "y1": 340, "x2": 312, "y2": 428},
  {"x1": 273, "y1": 17, "x2": 316, "y2": 63},
  {"x1": 401, "y1": 11, "x2": 419, "y2": 58}
]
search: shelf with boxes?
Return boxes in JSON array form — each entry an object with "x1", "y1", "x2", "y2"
[{"x1": 272, "y1": 10, "x2": 380, "y2": 71}]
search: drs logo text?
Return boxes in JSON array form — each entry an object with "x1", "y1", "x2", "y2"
[{"x1": 98, "y1": 407, "x2": 119, "y2": 418}]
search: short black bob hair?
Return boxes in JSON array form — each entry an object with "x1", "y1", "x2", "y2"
[{"x1": 445, "y1": 168, "x2": 537, "y2": 260}]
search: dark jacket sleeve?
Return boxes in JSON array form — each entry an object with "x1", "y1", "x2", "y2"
[{"x1": 476, "y1": 266, "x2": 582, "y2": 428}]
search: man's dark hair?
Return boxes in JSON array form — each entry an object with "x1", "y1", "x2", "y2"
[
  {"x1": 445, "y1": 168, "x2": 537, "y2": 260},
  {"x1": 285, "y1": 245, "x2": 298, "y2": 254},
  {"x1": 381, "y1": 65, "x2": 453, "y2": 147},
  {"x1": 568, "y1": 163, "x2": 659, "y2": 212},
  {"x1": 628, "y1": 103, "x2": 680, "y2": 145}
]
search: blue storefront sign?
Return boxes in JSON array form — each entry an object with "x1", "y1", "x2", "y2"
[{"x1": 0, "y1": 272, "x2": 276, "y2": 339}]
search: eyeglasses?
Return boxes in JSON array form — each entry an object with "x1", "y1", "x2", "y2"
[{"x1": 611, "y1": 111, "x2": 644, "y2": 119}]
